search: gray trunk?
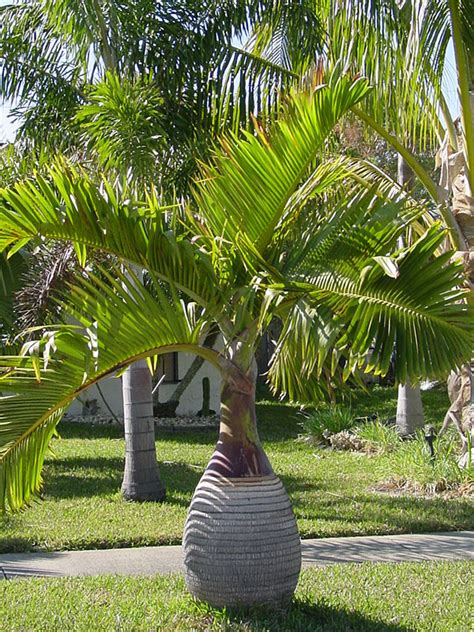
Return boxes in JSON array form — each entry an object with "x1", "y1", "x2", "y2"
[
  {"x1": 396, "y1": 383, "x2": 424, "y2": 437},
  {"x1": 121, "y1": 266, "x2": 165, "y2": 501},
  {"x1": 395, "y1": 155, "x2": 425, "y2": 436},
  {"x1": 121, "y1": 358, "x2": 165, "y2": 502},
  {"x1": 167, "y1": 330, "x2": 218, "y2": 404},
  {"x1": 168, "y1": 354, "x2": 204, "y2": 403}
]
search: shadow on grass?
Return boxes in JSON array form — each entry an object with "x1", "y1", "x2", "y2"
[
  {"x1": 204, "y1": 598, "x2": 411, "y2": 632},
  {"x1": 40, "y1": 450, "x2": 474, "y2": 536},
  {"x1": 42, "y1": 456, "x2": 204, "y2": 502},
  {"x1": 58, "y1": 404, "x2": 303, "y2": 444},
  {"x1": 288, "y1": 481, "x2": 474, "y2": 535},
  {"x1": 43, "y1": 456, "x2": 123, "y2": 498},
  {"x1": 57, "y1": 421, "x2": 124, "y2": 440},
  {"x1": 0, "y1": 537, "x2": 40, "y2": 555}
]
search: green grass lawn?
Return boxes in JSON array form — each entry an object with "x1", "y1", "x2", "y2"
[
  {"x1": 1, "y1": 562, "x2": 471, "y2": 631},
  {"x1": 1, "y1": 386, "x2": 472, "y2": 553}
]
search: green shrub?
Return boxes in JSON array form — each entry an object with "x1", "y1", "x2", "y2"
[{"x1": 300, "y1": 405, "x2": 356, "y2": 442}]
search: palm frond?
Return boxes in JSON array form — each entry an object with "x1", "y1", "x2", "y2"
[
  {"x1": 286, "y1": 226, "x2": 472, "y2": 384},
  {"x1": 0, "y1": 163, "x2": 221, "y2": 309},
  {"x1": 75, "y1": 71, "x2": 167, "y2": 183},
  {"x1": 321, "y1": 1, "x2": 447, "y2": 150},
  {"x1": 194, "y1": 70, "x2": 371, "y2": 268},
  {"x1": 0, "y1": 266, "x2": 222, "y2": 511},
  {"x1": 266, "y1": 156, "x2": 436, "y2": 275},
  {"x1": 279, "y1": 186, "x2": 410, "y2": 278},
  {"x1": 0, "y1": 251, "x2": 27, "y2": 345},
  {"x1": 267, "y1": 300, "x2": 347, "y2": 402}
]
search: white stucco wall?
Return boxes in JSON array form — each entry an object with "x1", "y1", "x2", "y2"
[{"x1": 67, "y1": 352, "x2": 221, "y2": 417}]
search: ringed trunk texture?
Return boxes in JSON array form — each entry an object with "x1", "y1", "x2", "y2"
[
  {"x1": 183, "y1": 366, "x2": 301, "y2": 607},
  {"x1": 438, "y1": 127, "x2": 474, "y2": 446},
  {"x1": 121, "y1": 359, "x2": 165, "y2": 501}
]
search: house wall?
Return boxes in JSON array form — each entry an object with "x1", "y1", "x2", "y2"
[{"x1": 67, "y1": 352, "x2": 222, "y2": 417}]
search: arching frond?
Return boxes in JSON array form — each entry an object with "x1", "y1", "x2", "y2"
[
  {"x1": 0, "y1": 163, "x2": 221, "y2": 308},
  {"x1": 194, "y1": 70, "x2": 371, "y2": 267},
  {"x1": 282, "y1": 226, "x2": 472, "y2": 387},
  {"x1": 0, "y1": 266, "x2": 222, "y2": 511}
]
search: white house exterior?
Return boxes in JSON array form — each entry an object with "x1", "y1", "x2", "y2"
[{"x1": 67, "y1": 352, "x2": 222, "y2": 417}]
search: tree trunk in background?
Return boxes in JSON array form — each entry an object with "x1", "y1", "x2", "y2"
[
  {"x1": 396, "y1": 383, "x2": 424, "y2": 437},
  {"x1": 121, "y1": 359, "x2": 166, "y2": 501},
  {"x1": 396, "y1": 155, "x2": 425, "y2": 436},
  {"x1": 183, "y1": 351, "x2": 300, "y2": 607},
  {"x1": 438, "y1": 97, "x2": 473, "y2": 446},
  {"x1": 121, "y1": 264, "x2": 165, "y2": 502},
  {"x1": 162, "y1": 331, "x2": 219, "y2": 409},
  {"x1": 168, "y1": 353, "x2": 204, "y2": 403},
  {"x1": 439, "y1": 365, "x2": 474, "y2": 453}
]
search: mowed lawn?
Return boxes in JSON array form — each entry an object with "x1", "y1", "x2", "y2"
[
  {"x1": 1, "y1": 386, "x2": 473, "y2": 553},
  {"x1": 1, "y1": 562, "x2": 472, "y2": 631}
]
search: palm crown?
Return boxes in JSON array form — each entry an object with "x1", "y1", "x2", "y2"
[{"x1": 0, "y1": 72, "x2": 472, "y2": 512}]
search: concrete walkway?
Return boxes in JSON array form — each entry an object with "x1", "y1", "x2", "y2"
[{"x1": 0, "y1": 531, "x2": 472, "y2": 580}]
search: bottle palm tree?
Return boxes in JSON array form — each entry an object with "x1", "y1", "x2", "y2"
[{"x1": 0, "y1": 72, "x2": 471, "y2": 606}]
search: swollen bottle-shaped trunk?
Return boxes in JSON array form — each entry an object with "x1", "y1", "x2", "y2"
[
  {"x1": 183, "y1": 361, "x2": 301, "y2": 607},
  {"x1": 121, "y1": 359, "x2": 165, "y2": 501}
]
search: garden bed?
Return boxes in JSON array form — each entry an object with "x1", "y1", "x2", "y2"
[{"x1": 64, "y1": 412, "x2": 220, "y2": 430}]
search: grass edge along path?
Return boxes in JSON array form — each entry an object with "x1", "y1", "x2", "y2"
[{"x1": 1, "y1": 562, "x2": 472, "y2": 631}]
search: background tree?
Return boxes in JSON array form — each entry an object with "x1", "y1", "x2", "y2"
[
  {"x1": 327, "y1": 0, "x2": 474, "y2": 439},
  {"x1": 247, "y1": 0, "x2": 473, "y2": 437}
]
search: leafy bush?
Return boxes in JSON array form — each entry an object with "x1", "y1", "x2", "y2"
[{"x1": 300, "y1": 405, "x2": 356, "y2": 442}]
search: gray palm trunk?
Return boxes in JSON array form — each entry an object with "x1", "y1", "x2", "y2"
[
  {"x1": 396, "y1": 383, "x2": 424, "y2": 437},
  {"x1": 395, "y1": 155, "x2": 425, "y2": 436},
  {"x1": 121, "y1": 266, "x2": 165, "y2": 502},
  {"x1": 121, "y1": 359, "x2": 165, "y2": 501}
]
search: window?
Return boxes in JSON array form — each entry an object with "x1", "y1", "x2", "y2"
[{"x1": 155, "y1": 352, "x2": 179, "y2": 383}]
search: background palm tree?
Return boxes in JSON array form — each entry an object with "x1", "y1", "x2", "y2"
[
  {"x1": 0, "y1": 72, "x2": 471, "y2": 606},
  {"x1": 247, "y1": 0, "x2": 473, "y2": 437},
  {"x1": 324, "y1": 0, "x2": 473, "y2": 438}
]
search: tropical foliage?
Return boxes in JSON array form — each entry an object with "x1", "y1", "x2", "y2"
[
  {"x1": 0, "y1": 72, "x2": 471, "y2": 511},
  {"x1": 0, "y1": 0, "x2": 323, "y2": 190}
]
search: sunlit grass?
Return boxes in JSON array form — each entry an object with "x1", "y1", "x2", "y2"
[
  {"x1": 1, "y1": 562, "x2": 471, "y2": 631},
  {"x1": 1, "y1": 386, "x2": 472, "y2": 553}
]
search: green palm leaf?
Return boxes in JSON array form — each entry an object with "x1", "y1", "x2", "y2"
[
  {"x1": 0, "y1": 163, "x2": 220, "y2": 308},
  {"x1": 194, "y1": 70, "x2": 372, "y2": 265},
  {"x1": 0, "y1": 267, "x2": 223, "y2": 511},
  {"x1": 283, "y1": 226, "x2": 472, "y2": 387}
]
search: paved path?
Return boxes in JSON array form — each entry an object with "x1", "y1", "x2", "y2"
[{"x1": 0, "y1": 531, "x2": 472, "y2": 580}]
